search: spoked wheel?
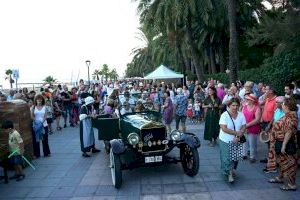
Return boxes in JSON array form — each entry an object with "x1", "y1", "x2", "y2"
[
  {"x1": 110, "y1": 150, "x2": 122, "y2": 188},
  {"x1": 180, "y1": 144, "x2": 199, "y2": 176}
]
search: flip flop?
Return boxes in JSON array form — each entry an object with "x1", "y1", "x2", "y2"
[
  {"x1": 280, "y1": 184, "x2": 297, "y2": 191},
  {"x1": 268, "y1": 177, "x2": 283, "y2": 184}
]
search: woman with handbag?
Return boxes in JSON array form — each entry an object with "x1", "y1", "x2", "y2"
[
  {"x1": 219, "y1": 98, "x2": 246, "y2": 183},
  {"x1": 268, "y1": 97, "x2": 298, "y2": 191}
]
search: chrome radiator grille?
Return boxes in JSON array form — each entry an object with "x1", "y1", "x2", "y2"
[{"x1": 141, "y1": 127, "x2": 166, "y2": 152}]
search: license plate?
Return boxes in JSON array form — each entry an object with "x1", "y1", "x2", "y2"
[{"x1": 145, "y1": 156, "x2": 162, "y2": 163}]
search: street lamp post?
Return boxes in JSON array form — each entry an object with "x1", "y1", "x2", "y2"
[{"x1": 85, "y1": 60, "x2": 91, "y2": 85}]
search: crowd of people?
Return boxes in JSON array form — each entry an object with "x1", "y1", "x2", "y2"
[{"x1": 0, "y1": 78, "x2": 299, "y2": 191}]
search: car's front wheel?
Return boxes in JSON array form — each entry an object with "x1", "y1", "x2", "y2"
[
  {"x1": 110, "y1": 150, "x2": 122, "y2": 188},
  {"x1": 180, "y1": 144, "x2": 199, "y2": 176}
]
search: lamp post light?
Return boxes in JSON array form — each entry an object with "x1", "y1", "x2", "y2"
[{"x1": 85, "y1": 60, "x2": 91, "y2": 85}]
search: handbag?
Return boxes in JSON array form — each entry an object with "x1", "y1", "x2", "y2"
[
  {"x1": 229, "y1": 141, "x2": 244, "y2": 161},
  {"x1": 274, "y1": 138, "x2": 296, "y2": 155},
  {"x1": 227, "y1": 111, "x2": 246, "y2": 143}
]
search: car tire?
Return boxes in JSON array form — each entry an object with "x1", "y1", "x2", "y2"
[
  {"x1": 110, "y1": 150, "x2": 122, "y2": 188},
  {"x1": 180, "y1": 144, "x2": 199, "y2": 177}
]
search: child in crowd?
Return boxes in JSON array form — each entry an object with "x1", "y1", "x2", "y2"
[
  {"x1": 194, "y1": 98, "x2": 202, "y2": 122},
  {"x1": 186, "y1": 99, "x2": 194, "y2": 122},
  {"x1": 45, "y1": 100, "x2": 54, "y2": 134},
  {"x1": 2, "y1": 120, "x2": 25, "y2": 181}
]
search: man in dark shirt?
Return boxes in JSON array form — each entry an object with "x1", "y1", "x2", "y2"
[{"x1": 61, "y1": 85, "x2": 72, "y2": 127}]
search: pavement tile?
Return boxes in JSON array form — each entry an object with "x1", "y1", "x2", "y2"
[
  {"x1": 115, "y1": 196, "x2": 139, "y2": 200},
  {"x1": 0, "y1": 187, "x2": 31, "y2": 198},
  {"x1": 26, "y1": 186, "x2": 55, "y2": 198},
  {"x1": 92, "y1": 196, "x2": 116, "y2": 200},
  {"x1": 70, "y1": 197, "x2": 93, "y2": 200},
  {"x1": 141, "y1": 184, "x2": 162, "y2": 195},
  {"x1": 117, "y1": 183, "x2": 141, "y2": 196},
  {"x1": 79, "y1": 176, "x2": 101, "y2": 186},
  {"x1": 205, "y1": 181, "x2": 232, "y2": 192},
  {"x1": 73, "y1": 185, "x2": 98, "y2": 197},
  {"x1": 59, "y1": 177, "x2": 83, "y2": 187},
  {"x1": 49, "y1": 186, "x2": 76, "y2": 198},
  {"x1": 163, "y1": 184, "x2": 185, "y2": 194},
  {"x1": 162, "y1": 192, "x2": 212, "y2": 200},
  {"x1": 141, "y1": 195, "x2": 162, "y2": 200},
  {"x1": 95, "y1": 185, "x2": 118, "y2": 196},
  {"x1": 184, "y1": 182, "x2": 208, "y2": 193},
  {"x1": 200, "y1": 172, "x2": 224, "y2": 182}
]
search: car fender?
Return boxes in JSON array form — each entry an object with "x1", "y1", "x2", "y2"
[
  {"x1": 110, "y1": 139, "x2": 126, "y2": 154},
  {"x1": 181, "y1": 133, "x2": 201, "y2": 148}
]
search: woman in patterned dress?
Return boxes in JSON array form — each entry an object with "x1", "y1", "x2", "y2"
[{"x1": 268, "y1": 97, "x2": 298, "y2": 191}]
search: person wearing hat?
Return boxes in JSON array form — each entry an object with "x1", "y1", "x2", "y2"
[
  {"x1": 242, "y1": 94, "x2": 261, "y2": 163},
  {"x1": 79, "y1": 96, "x2": 100, "y2": 157}
]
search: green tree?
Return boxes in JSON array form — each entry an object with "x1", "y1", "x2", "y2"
[
  {"x1": 43, "y1": 76, "x2": 57, "y2": 84},
  {"x1": 100, "y1": 64, "x2": 110, "y2": 81},
  {"x1": 5, "y1": 69, "x2": 14, "y2": 89}
]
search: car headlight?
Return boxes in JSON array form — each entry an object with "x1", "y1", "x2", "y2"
[
  {"x1": 127, "y1": 133, "x2": 140, "y2": 146},
  {"x1": 170, "y1": 130, "x2": 182, "y2": 141}
]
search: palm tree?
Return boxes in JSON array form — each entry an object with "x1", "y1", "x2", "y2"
[
  {"x1": 100, "y1": 64, "x2": 110, "y2": 81},
  {"x1": 92, "y1": 69, "x2": 100, "y2": 81},
  {"x1": 5, "y1": 69, "x2": 14, "y2": 89},
  {"x1": 109, "y1": 68, "x2": 119, "y2": 81},
  {"x1": 43, "y1": 76, "x2": 57, "y2": 84}
]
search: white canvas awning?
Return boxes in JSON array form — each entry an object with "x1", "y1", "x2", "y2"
[{"x1": 144, "y1": 65, "x2": 184, "y2": 79}]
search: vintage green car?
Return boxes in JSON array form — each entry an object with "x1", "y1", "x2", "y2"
[{"x1": 92, "y1": 102, "x2": 201, "y2": 189}]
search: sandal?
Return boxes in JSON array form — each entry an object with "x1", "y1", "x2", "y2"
[
  {"x1": 280, "y1": 184, "x2": 297, "y2": 191},
  {"x1": 268, "y1": 177, "x2": 283, "y2": 184}
]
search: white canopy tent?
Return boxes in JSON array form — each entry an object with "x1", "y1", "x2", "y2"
[{"x1": 144, "y1": 65, "x2": 184, "y2": 79}]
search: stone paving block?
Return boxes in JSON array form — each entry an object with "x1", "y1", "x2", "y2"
[
  {"x1": 205, "y1": 181, "x2": 232, "y2": 192},
  {"x1": 92, "y1": 196, "x2": 116, "y2": 200},
  {"x1": 117, "y1": 183, "x2": 141, "y2": 196},
  {"x1": 47, "y1": 170, "x2": 68, "y2": 178},
  {"x1": 73, "y1": 185, "x2": 98, "y2": 197},
  {"x1": 163, "y1": 184, "x2": 185, "y2": 194},
  {"x1": 0, "y1": 187, "x2": 31, "y2": 198},
  {"x1": 80, "y1": 176, "x2": 101, "y2": 186},
  {"x1": 59, "y1": 177, "x2": 83, "y2": 187},
  {"x1": 115, "y1": 196, "x2": 139, "y2": 200},
  {"x1": 26, "y1": 186, "x2": 55, "y2": 198},
  {"x1": 162, "y1": 192, "x2": 212, "y2": 200},
  {"x1": 184, "y1": 182, "x2": 208, "y2": 193},
  {"x1": 49, "y1": 186, "x2": 76, "y2": 198},
  {"x1": 200, "y1": 172, "x2": 224, "y2": 182},
  {"x1": 199, "y1": 165, "x2": 219, "y2": 173},
  {"x1": 141, "y1": 195, "x2": 162, "y2": 200},
  {"x1": 141, "y1": 176, "x2": 162, "y2": 185},
  {"x1": 141, "y1": 184, "x2": 162, "y2": 195},
  {"x1": 162, "y1": 175, "x2": 183, "y2": 184},
  {"x1": 70, "y1": 197, "x2": 93, "y2": 200},
  {"x1": 95, "y1": 185, "x2": 118, "y2": 196}
]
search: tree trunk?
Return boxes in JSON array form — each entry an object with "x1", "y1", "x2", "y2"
[
  {"x1": 227, "y1": 0, "x2": 239, "y2": 83},
  {"x1": 219, "y1": 41, "x2": 226, "y2": 72},
  {"x1": 210, "y1": 46, "x2": 217, "y2": 74},
  {"x1": 186, "y1": 29, "x2": 204, "y2": 82},
  {"x1": 9, "y1": 75, "x2": 13, "y2": 89}
]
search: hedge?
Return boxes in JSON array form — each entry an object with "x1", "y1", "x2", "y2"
[{"x1": 204, "y1": 52, "x2": 300, "y2": 95}]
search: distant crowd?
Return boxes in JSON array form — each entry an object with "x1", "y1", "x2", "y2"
[{"x1": 1, "y1": 78, "x2": 299, "y2": 190}]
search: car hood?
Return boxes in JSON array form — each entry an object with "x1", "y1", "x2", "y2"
[{"x1": 123, "y1": 114, "x2": 164, "y2": 130}]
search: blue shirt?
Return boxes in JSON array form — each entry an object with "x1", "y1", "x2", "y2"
[
  {"x1": 273, "y1": 108, "x2": 285, "y2": 122},
  {"x1": 174, "y1": 94, "x2": 188, "y2": 116}
]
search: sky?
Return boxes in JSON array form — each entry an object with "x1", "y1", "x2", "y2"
[{"x1": 0, "y1": 0, "x2": 142, "y2": 89}]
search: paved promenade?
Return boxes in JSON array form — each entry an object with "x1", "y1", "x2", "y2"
[{"x1": 0, "y1": 122, "x2": 299, "y2": 200}]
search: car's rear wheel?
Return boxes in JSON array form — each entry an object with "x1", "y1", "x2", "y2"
[
  {"x1": 110, "y1": 150, "x2": 122, "y2": 188},
  {"x1": 180, "y1": 144, "x2": 199, "y2": 176}
]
